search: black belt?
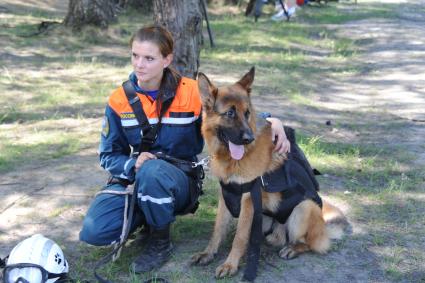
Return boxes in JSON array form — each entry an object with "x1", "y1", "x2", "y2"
[{"x1": 107, "y1": 176, "x2": 130, "y2": 187}]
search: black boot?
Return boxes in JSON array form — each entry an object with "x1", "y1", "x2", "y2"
[{"x1": 132, "y1": 225, "x2": 173, "y2": 273}]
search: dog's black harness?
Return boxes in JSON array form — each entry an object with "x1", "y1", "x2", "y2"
[
  {"x1": 220, "y1": 178, "x2": 262, "y2": 282},
  {"x1": 220, "y1": 127, "x2": 321, "y2": 281},
  {"x1": 261, "y1": 147, "x2": 322, "y2": 223}
]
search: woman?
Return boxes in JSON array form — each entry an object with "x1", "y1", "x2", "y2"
[{"x1": 79, "y1": 25, "x2": 290, "y2": 273}]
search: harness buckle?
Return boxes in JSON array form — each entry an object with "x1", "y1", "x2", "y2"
[
  {"x1": 260, "y1": 176, "x2": 267, "y2": 187},
  {"x1": 192, "y1": 156, "x2": 210, "y2": 168},
  {"x1": 128, "y1": 96, "x2": 140, "y2": 105}
]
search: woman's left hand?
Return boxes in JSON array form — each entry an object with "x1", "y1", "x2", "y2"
[
  {"x1": 266, "y1": 117, "x2": 290, "y2": 154},
  {"x1": 135, "y1": 151, "x2": 157, "y2": 171}
]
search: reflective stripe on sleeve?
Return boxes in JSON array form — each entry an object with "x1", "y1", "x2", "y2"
[
  {"x1": 121, "y1": 116, "x2": 199, "y2": 127},
  {"x1": 137, "y1": 193, "x2": 173, "y2": 204}
]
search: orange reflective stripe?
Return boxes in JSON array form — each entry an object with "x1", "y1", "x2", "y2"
[
  {"x1": 164, "y1": 77, "x2": 201, "y2": 118},
  {"x1": 109, "y1": 87, "x2": 158, "y2": 117},
  {"x1": 108, "y1": 77, "x2": 201, "y2": 121},
  {"x1": 108, "y1": 87, "x2": 133, "y2": 115}
]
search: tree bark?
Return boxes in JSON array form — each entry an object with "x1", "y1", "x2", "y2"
[
  {"x1": 153, "y1": 0, "x2": 203, "y2": 79},
  {"x1": 63, "y1": 0, "x2": 116, "y2": 30},
  {"x1": 118, "y1": 0, "x2": 153, "y2": 11}
]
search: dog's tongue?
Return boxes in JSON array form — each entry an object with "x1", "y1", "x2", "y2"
[{"x1": 228, "y1": 141, "x2": 245, "y2": 160}]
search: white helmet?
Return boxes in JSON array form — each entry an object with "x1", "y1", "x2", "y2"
[{"x1": 3, "y1": 234, "x2": 69, "y2": 283}]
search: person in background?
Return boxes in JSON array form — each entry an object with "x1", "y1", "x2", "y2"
[{"x1": 271, "y1": 0, "x2": 298, "y2": 21}]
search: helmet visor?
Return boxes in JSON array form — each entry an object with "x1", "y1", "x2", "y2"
[{"x1": 3, "y1": 263, "x2": 47, "y2": 283}]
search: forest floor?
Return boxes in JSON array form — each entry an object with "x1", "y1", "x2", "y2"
[{"x1": 1, "y1": 0, "x2": 424, "y2": 282}]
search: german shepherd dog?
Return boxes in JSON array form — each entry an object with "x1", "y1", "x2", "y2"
[{"x1": 191, "y1": 67, "x2": 346, "y2": 278}]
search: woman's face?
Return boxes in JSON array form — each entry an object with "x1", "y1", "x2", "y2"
[{"x1": 131, "y1": 40, "x2": 172, "y2": 90}]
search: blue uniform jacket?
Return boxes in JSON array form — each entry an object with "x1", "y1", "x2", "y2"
[{"x1": 99, "y1": 75, "x2": 204, "y2": 183}]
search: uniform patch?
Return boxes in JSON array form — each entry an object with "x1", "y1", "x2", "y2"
[
  {"x1": 121, "y1": 112, "x2": 136, "y2": 119},
  {"x1": 101, "y1": 116, "x2": 109, "y2": 137}
]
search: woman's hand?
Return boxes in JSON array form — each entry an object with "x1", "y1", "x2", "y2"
[
  {"x1": 266, "y1": 117, "x2": 290, "y2": 154},
  {"x1": 135, "y1": 152, "x2": 157, "y2": 171}
]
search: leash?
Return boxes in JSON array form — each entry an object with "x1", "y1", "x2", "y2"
[
  {"x1": 95, "y1": 186, "x2": 135, "y2": 262},
  {"x1": 92, "y1": 154, "x2": 208, "y2": 282},
  {"x1": 155, "y1": 152, "x2": 209, "y2": 170},
  {"x1": 93, "y1": 185, "x2": 137, "y2": 283}
]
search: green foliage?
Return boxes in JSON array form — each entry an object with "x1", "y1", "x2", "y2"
[
  {"x1": 301, "y1": 2, "x2": 396, "y2": 24},
  {"x1": 0, "y1": 135, "x2": 81, "y2": 172}
]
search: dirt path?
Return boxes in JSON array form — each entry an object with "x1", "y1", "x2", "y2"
[
  {"x1": 257, "y1": 1, "x2": 425, "y2": 282},
  {"x1": 322, "y1": 0, "x2": 425, "y2": 159},
  {"x1": 1, "y1": 1, "x2": 424, "y2": 282}
]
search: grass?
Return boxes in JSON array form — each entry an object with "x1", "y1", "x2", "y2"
[
  {"x1": 296, "y1": 131, "x2": 424, "y2": 281},
  {"x1": 200, "y1": 14, "x2": 360, "y2": 101},
  {"x1": 0, "y1": 133, "x2": 81, "y2": 172},
  {"x1": 1, "y1": 1, "x2": 423, "y2": 282},
  {"x1": 48, "y1": 204, "x2": 72, "y2": 218},
  {"x1": 301, "y1": 1, "x2": 396, "y2": 24}
]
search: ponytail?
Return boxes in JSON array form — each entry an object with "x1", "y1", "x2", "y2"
[{"x1": 156, "y1": 66, "x2": 181, "y2": 115}]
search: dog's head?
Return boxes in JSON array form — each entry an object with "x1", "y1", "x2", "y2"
[{"x1": 198, "y1": 67, "x2": 257, "y2": 160}]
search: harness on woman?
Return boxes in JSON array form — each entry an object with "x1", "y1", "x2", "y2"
[{"x1": 122, "y1": 79, "x2": 204, "y2": 213}]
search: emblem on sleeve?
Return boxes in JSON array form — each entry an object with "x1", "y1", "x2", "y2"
[{"x1": 101, "y1": 116, "x2": 110, "y2": 137}]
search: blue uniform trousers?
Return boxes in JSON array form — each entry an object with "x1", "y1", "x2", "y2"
[{"x1": 80, "y1": 159, "x2": 190, "y2": 246}]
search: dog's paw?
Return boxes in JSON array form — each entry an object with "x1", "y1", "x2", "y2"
[
  {"x1": 190, "y1": 251, "x2": 215, "y2": 266},
  {"x1": 278, "y1": 246, "x2": 298, "y2": 260},
  {"x1": 215, "y1": 261, "x2": 238, "y2": 278}
]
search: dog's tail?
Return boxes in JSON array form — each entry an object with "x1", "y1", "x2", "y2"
[{"x1": 322, "y1": 200, "x2": 347, "y2": 240}]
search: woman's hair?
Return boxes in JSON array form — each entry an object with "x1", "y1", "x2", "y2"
[{"x1": 130, "y1": 25, "x2": 181, "y2": 115}]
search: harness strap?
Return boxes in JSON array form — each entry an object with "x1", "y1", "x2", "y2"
[
  {"x1": 220, "y1": 179, "x2": 263, "y2": 282},
  {"x1": 96, "y1": 189, "x2": 133, "y2": 196},
  {"x1": 122, "y1": 80, "x2": 174, "y2": 154},
  {"x1": 242, "y1": 178, "x2": 262, "y2": 282},
  {"x1": 284, "y1": 126, "x2": 320, "y2": 191}
]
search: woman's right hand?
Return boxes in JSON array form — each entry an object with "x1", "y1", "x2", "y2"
[{"x1": 135, "y1": 152, "x2": 157, "y2": 171}]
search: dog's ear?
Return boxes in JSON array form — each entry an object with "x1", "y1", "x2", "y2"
[
  {"x1": 236, "y1": 66, "x2": 255, "y2": 95},
  {"x1": 198, "y1": 72, "x2": 218, "y2": 112}
]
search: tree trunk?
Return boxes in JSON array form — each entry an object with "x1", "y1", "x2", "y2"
[
  {"x1": 153, "y1": 0, "x2": 203, "y2": 79},
  {"x1": 118, "y1": 0, "x2": 153, "y2": 11},
  {"x1": 63, "y1": 0, "x2": 116, "y2": 30}
]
